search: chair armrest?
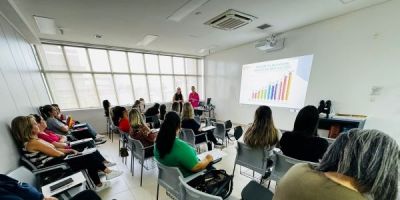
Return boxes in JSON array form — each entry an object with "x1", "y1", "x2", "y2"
[
  {"x1": 194, "y1": 132, "x2": 207, "y2": 138},
  {"x1": 32, "y1": 163, "x2": 69, "y2": 175},
  {"x1": 142, "y1": 145, "x2": 154, "y2": 150},
  {"x1": 183, "y1": 170, "x2": 206, "y2": 182}
]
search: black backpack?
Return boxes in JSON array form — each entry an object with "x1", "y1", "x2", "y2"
[{"x1": 188, "y1": 169, "x2": 233, "y2": 199}]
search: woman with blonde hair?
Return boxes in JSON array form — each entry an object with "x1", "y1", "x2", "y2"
[
  {"x1": 244, "y1": 106, "x2": 280, "y2": 148},
  {"x1": 129, "y1": 108, "x2": 156, "y2": 157},
  {"x1": 181, "y1": 102, "x2": 220, "y2": 150}
]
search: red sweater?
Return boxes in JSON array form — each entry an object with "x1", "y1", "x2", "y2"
[{"x1": 119, "y1": 118, "x2": 130, "y2": 133}]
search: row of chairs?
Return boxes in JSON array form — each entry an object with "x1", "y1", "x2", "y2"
[{"x1": 234, "y1": 141, "x2": 317, "y2": 187}]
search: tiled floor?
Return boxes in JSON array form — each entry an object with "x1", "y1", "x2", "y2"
[{"x1": 96, "y1": 134, "x2": 276, "y2": 200}]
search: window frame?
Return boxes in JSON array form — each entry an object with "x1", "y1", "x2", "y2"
[{"x1": 37, "y1": 43, "x2": 203, "y2": 110}]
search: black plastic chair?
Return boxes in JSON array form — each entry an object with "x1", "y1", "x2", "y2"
[
  {"x1": 234, "y1": 126, "x2": 243, "y2": 140},
  {"x1": 241, "y1": 180, "x2": 273, "y2": 200}
]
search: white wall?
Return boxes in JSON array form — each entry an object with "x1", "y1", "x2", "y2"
[
  {"x1": 0, "y1": 13, "x2": 50, "y2": 173},
  {"x1": 204, "y1": 0, "x2": 400, "y2": 143}
]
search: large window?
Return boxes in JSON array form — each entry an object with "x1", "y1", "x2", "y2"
[{"x1": 39, "y1": 44, "x2": 203, "y2": 109}]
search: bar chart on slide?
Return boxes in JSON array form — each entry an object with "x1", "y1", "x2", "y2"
[
  {"x1": 240, "y1": 55, "x2": 313, "y2": 109},
  {"x1": 251, "y1": 72, "x2": 292, "y2": 101}
]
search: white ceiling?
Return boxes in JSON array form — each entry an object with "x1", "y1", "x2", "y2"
[{"x1": 13, "y1": 0, "x2": 389, "y2": 56}]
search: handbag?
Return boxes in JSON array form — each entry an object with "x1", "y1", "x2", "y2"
[
  {"x1": 187, "y1": 169, "x2": 233, "y2": 199},
  {"x1": 120, "y1": 147, "x2": 129, "y2": 157}
]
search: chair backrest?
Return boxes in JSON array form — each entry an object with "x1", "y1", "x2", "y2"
[
  {"x1": 270, "y1": 149, "x2": 317, "y2": 181},
  {"x1": 179, "y1": 176, "x2": 222, "y2": 200},
  {"x1": 224, "y1": 120, "x2": 232, "y2": 130},
  {"x1": 156, "y1": 161, "x2": 184, "y2": 199},
  {"x1": 213, "y1": 122, "x2": 226, "y2": 141},
  {"x1": 194, "y1": 116, "x2": 201, "y2": 124},
  {"x1": 119, "y1": 129, "x2": 129, "y2": 142},
  {"x1": 235, "y1": 142, "x2": 272, "y2": 175},
  {"x1": 152, "y1": 115, "x2": 161, "y2": 128},
  {"x1": 179, "y1": 129, "x2": 196, "y2": 147},
  {"x1": 233, "y1": 126, "x2": 243, "y2": 140},
  {"x1": 145, "y1": 116, "x2": 153, "y2": 123},
  {"x1": 7, "y1": 166, "x2": 37, "y2": 187},
  {"x1": 320, "y1": 137, "x2": 335, "y2": 145},
  {"x1": 206, "y1": 118, "x2": 216, "y2": 126},
  {"x1": 127, "y1": 137, "x2": 146, "y2": 160}
]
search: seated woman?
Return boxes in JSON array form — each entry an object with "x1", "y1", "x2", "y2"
[
  {"x1": 159, "y1": 104, "x2": 167, "y2": 121},
  {"x1": 181, "y1": 102, "x2": 221, "y2": 150},
  {"x1": 154, "y1": 112, "x2": 213, "y2": 177},
  {"x1": 11, "y1": 116, "x2": 122, "y2": 192},
  {"x1": 171, "y1": 102, "x2": 180, "y2": 114},
  {"x1": 244, "y1": 106, "x2": 281, "y2": 149},
  {"x1": 111, "y1": 106, "x2": 129, "y2": 133},
  {"x1": 51, "y1": 104, "x2": 103, "y2": 141},
  {"x1": 40, "y1": 105, "x2": 103, "y2": 143},
  {"x1": 144, "y1": 103, "x2": 160, "y2": 117},
  {"x1": 273, "y1": 129, "x2": 399, "y2": 200},
  {"x1": 128, "y1": 108, "x2": 156, "y2": 157},
  {"x1": 279, "y1": 105, "x2": 329, "y2": 162},
  {"x1": 31, "y1": 114, "x2": 108, "y2": 154},
  {"x1": 0, "y1": 175, "x2": 101, "y2": 200}
]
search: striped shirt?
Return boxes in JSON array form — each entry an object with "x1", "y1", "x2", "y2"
[{"x1": 22, "y1": 142, "x2": 55, "y2": 168}]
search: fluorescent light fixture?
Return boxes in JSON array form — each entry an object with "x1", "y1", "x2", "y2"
[
  {"x1": 167, "y1": 0, "x2": 209, "y2": 22},
  {"x1": 34, "y1": 16, "x2": 57, "y2": 35},
  {"x1": 137, "y1": 35, "x2": 159, "y2": 46}
]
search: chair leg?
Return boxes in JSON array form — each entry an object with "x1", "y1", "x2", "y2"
[
  {"x1": 131, "y1": 154, "x2": 134, "y2": 176},
  {"x1": 268, "y1": 180, "x2": 271, "y2": 188},
  {"x1": 140, "y1": 160, "x2": 144, "y2": 186},
  {"x1": 156, "y1": 184, "x2": 159, "y2": 200}
]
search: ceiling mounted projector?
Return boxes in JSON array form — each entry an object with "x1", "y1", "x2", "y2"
[{"x1": 255, "y1": 34, "x2": 285, "y2": 52}]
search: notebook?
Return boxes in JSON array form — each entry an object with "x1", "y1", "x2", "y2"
[{"x1": 66, "y1": 116, "x2": 74, "y2": 128}]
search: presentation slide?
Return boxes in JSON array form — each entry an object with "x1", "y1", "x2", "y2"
[{"x1": 239, "y1": 55, "x2": 313, "y2": 109}]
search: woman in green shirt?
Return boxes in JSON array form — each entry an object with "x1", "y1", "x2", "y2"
[{"x1": 154, "y1": 111, "x2": 213, "y2": 177}]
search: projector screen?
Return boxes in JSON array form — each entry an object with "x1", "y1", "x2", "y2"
[{"x1": 239, "y1": 55, "x2": 314, "y2": 109}]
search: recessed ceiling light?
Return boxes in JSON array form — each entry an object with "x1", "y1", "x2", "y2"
[
  {"x1": 94, "y1": 34, "x2": 103, "y2": 39},
  {"x1": 137, "y1": 35, "x2": 159, "y2": 46},
  {"x1": 33, "y1": 16, "x2": 57, "y2": 35},
  {"x1": 340, "y1": 0, "x2": 356, "y2": 4},
  {"x1": 167, "y1": 0, "x2": 209, "y2": 22}
]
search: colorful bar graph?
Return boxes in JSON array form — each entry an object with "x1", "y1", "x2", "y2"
[{"x1": 251, "y1": 72, "x2": 293, "y2": 102}]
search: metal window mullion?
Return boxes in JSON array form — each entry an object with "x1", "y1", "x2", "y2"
[
  {"x1": 194, "y1": 59, "x2": 198, "y2": 90},
  {"x1": 61, "y1": 46, "x2": 81, "y2": 108},
  {"x1": 35, "y1": 45, "x2": 55, "y2": 103},
  {"x1": 126, "y1": 52, "x2": 136, "y2": 101},
  {"x1": 142, "y1": 54, "x2": 151, "y2": 102},
  {"x1": 85, "y1": 48, "x2": 101, "y2": 106},
  {"x1": 171, "y1": 57, "x2": 176, "y2": 102},
  {"x1": 107, "y1": 50, "x2": 120, "y2": 105},
  {"x1": 183, "y1": 58, "x2": 187, "y2": 99},
  {"x1": 157, "y1": 54, "x2": 164, "y2": 102}
]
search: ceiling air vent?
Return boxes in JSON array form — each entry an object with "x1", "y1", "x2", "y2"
[{"x1": 205, "y1": 9, "x2": 256, "y2": 30}]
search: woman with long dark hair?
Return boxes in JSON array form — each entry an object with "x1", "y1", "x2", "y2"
[
  {"x1": 279, "y1": 105, "x2": 329, "y2": 162},
  {"x1": 154, "y1": 112, "x2": 212, "y2": 177}
]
